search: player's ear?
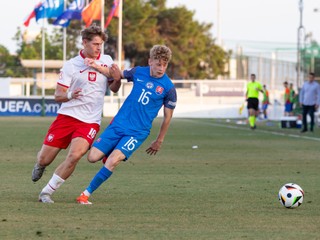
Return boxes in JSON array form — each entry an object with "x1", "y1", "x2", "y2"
[{"x1": 148, "y1": 58, "x2": 152, "y2": 66}]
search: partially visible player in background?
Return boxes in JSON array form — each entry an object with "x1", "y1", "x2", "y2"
[
  {"x1": 283, "y1": 81, "x2": 292, "y2": 116},
  {"x1": 261, "y1": 84, "x2": 270, "y2": 119},
  {"x1": 76, "y1": 45, "x2": 177, "y2": 205},
  {"x1": 246, "y1": 73, "x2": 264, "y2": 129},
  {"x1": 289, "y1": 83, "x2": 296, "y2": 114},
  {"x1": 31, "y1": 24, "x2": 121, "y2": 203}
]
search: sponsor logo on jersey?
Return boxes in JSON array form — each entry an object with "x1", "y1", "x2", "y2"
[
  {"x1": 80, "y1": 69, "x2": 87, "y2": 73},
  {"x1": 156, "y1": 86, "x2": 164, "y2": 95},
  {"x1": 137, "y1": 78, "x2": 144, "y2": 82},
  {"x1": 146, "y1": 82, "x2": 154, "y2": 89},
  {"x1": 47, "y1": 134, "x2": 54, "y2": 142},
  {"x1": 88, "y1": 72, "x2": 97, "y2": 82}
]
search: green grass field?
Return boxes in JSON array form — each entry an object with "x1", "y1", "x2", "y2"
[{"x1": 1, "y1": 117, "x2": 320, "y2": 240}]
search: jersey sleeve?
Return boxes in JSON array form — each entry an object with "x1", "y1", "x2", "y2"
[
  {"x1": 57, "y1": 60, "x2": 73, "y2": 88},
  {"x1": 123, "y1": 67, "x2": 138, "y2": 82},
  {"x1": 164, "y1": 87, "x2": 177, "y2": 109}
]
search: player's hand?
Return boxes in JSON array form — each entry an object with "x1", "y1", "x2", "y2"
[
  {"x1": 146, "y1": 140, "x2": 162, "y2": 155},
  {"x1": 84, "y1": 58, "x2": 97, "y2": 68},
  {"x1": 71, "y1": 88, "x2": 83, "y2": 99},
  {"x1": 109, "y1": 64, "x2": 122, "y2": 81}
]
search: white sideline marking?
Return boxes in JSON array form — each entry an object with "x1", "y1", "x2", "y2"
[{"x1": 182, "y1": 119, "x2": 320, "y2": 142}]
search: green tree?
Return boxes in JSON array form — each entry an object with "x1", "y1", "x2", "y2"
[
  {"x1": 302, "y1": 41, "x2": 320, "y2": 77},
  {"x1": 9, "y1": 0, "x2": 229, "y2": 79},
  {"x1": 15, "y1": 27, "x2": 63, "y2": 60},
  {"x1": 157, "y1": 6, "x2": 229, "y2": 79},
  {"x1": 0, "y1": 44, "x2": 25, "y2": 77}
]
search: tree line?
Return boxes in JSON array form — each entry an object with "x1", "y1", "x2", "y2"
[{"x1": 0, "y1": 0, "x2": 231, "y2": 79}]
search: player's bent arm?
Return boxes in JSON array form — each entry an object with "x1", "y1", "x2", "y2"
[
  {"x1": 156, "y1": 107, "x2": 174, "y2": 143},
  {"x1": 108, "y1": 65, "x2": 123, "y2": 93},
  {"x1": 146, "y1": 107, "x2": 174, "y2": 155},
  {"x1": 84, "y1": 58, "x2": 111, "y2": 78},
  {"x1": 54, "y1": 84, "x2": 83, "y2": 102}
]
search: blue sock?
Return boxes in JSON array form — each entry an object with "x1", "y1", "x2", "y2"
[{"x1": 86, "y1": 166, "x2": 113, "y2": 194}]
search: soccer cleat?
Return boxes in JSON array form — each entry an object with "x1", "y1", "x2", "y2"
[
  {"x1": 32, "y1": 163, "x2": 46, "y2": 182},
  {"x1": 39, "y1": 192, "x2": 54, "y2": 203},
  {"x1": 76, "y1": 193, "x2": 92, "y2": 205}
]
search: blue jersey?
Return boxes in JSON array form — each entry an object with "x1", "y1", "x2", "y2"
[{"x1": 112, "y1": 66, "x2": 177, "y2": 134}]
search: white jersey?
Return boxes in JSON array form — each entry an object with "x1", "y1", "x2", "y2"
[{"x1": 57, "y1": 50, "x2": 113, "y2": 125}]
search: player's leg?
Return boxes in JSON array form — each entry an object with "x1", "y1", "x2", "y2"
[
  {"x1": 39, "y1": 137, "x2": 90, "y2": 203},
  {"x1": 32, "y1": 144, "x2": 61, "y2": 182},
  {"x1": 87, "y1": 146, "x2": 106, "y2": 163},
  {"x1": 77, "y1": 133, "x2": 147, "y2": 204},
  {"x1": 77, "y1": 149, "x2": 125, "y2": 204},
  {"x1": 39, "y1": 121, "x2": 99, "y2": 203}
]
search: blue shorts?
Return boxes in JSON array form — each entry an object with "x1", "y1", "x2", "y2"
[
  {"x1": 93, "y1": 124, "x2": 149, "y2": 160},
  {"x1": 262, "y1": 104, "x2": 268, "y2": 111},
  {"x1": 285, "y1": 103, "x2": 292, "y2": 112}
]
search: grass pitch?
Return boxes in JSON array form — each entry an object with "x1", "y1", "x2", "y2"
[{"x1": 0, "y1": 117, "x2": 320, "y2": 240}]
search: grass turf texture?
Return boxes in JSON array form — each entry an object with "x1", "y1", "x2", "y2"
[{"x1": 0, "y1": 117, "x2": 320, "y2": 239}]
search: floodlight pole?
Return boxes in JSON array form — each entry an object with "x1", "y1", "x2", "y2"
[{"x1": 297, "y1": 0, "x2": 305, "y2": 87}]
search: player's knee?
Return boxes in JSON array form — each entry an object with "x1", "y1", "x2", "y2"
[
  {"x1": 67, "y1": 151, "x2": 84, "y2": 165},
  {"x1": 87, "y1": 152, "x2": 100, "y2": 163}
]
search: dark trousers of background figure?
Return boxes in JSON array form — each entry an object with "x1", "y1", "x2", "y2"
[{"x1": 302, "y1": 105, "x2": 316, "y2": 131}]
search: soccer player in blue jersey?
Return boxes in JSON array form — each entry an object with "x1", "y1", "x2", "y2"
[{"x1": 77, "y1": 45, "x2": 177, "y2": 204}]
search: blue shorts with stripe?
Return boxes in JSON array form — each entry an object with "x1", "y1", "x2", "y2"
[{"x1": 93, "y1": 124, "x2": 149, "y2": 160}]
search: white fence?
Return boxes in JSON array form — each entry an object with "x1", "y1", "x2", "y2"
[
  {"x1": 103, "y1": 79, "x2": 284, "y2": 120},
  {"x1": 1, "y1": 78, "x2": 287, "y2": 120}
]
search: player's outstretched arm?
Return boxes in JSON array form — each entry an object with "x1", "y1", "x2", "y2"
[{"x1": 146, "y1": 107, "x2": 174, "y2": 155}]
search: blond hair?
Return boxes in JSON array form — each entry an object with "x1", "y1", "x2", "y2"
[{"x1": 150, "y1": 45, "x2": 172, "y2": 63}]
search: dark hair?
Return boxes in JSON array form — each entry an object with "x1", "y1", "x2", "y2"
[
  {"x1": 309, "y1": 72, "x2": 315, "y2": 77},
  {"x1": 283, "y1": 81, "x2": 288, "y2": 85},
  {"x1": 250, "y1": 74, "x2": 256, "y2": 77},
  {"x1": 81, "y1": 23, "x2": 108, "y2": 42}
]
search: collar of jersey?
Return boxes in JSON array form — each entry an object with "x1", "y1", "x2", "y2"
[{"x1": 79, "y1": 50, "x2": 101, "y2": 60}]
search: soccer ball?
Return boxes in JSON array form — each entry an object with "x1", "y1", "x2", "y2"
[{"x1": 278, "y1": 183, "x2": 304, "y2": 208}]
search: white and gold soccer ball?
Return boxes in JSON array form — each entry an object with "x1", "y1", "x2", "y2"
[{"x1": 278, "y1": 183, "x2": 304, "y2": 208}]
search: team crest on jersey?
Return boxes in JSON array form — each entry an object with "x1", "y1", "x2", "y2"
[
  {"x1": 47, "y1": 134, "x2": 54, "y2": 142},
  {"x1": 156, "y1": 86, "x2": 164, "y2": 95},
  {"x1": 146, "y1": 82, "x2": 154, "y2": 89},
  {"x1": 88, "y1": 72, "x2": 97, "y2": 82}
]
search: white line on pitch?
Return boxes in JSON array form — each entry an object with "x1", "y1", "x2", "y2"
[{"x1": 181, "y1": 119, "x2": 320, "y2": 142}]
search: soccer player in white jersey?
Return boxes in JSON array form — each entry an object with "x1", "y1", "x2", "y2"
[{"x1": 31, "y1": 24, "x2": 121, "y2": 203}]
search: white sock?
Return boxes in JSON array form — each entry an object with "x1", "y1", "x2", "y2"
[
  {"x1": 83, "y1": 190, "x2": 91, "y2": 197},
  {"x1": 41, "y1": 173, "x2": 65, "y2": 195}
]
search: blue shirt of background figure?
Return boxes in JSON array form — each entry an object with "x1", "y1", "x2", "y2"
[{"x1": 111, "y1": 66, "x2": 177, "y2": 135}]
